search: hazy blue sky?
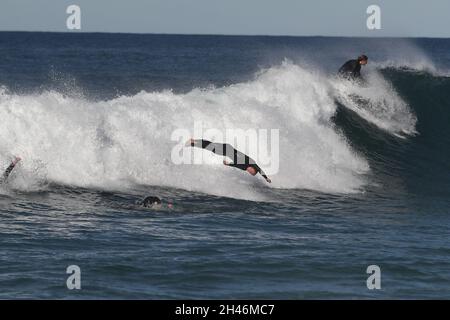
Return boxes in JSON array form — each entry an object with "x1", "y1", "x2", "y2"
[{"x1": 0, "y1": 0, "x2": 449, "y2": 37}]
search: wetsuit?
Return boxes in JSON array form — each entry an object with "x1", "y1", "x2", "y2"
[
  {"x1": 190, "y1": 139, "x2": 270, "y2": 182},
  {"x1": 0, "y1": 161, "x2": 18, "y2": 184},
  {"x1": 338, "y1": 59, "x2": 361, "y2": 80},
  {"x1": 139, "y1": 196, "x2": 162, "y2": 207}
]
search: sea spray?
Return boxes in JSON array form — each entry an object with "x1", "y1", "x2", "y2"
[{"x1": 0, "y1": 62, "x2": 378, "y2": 198}]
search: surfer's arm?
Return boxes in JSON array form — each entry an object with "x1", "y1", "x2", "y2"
[
  {"x1": 261, "y1": 173, "x2": 271, "y2": 183},
  {"x1": 1, "y1": 156, "x2": 21, "y2": 183},
  {"x1": 257, "y1": 167, "x2": 271, "y2": 183}
]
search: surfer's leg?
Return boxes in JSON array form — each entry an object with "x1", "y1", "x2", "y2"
[{"x1": 189, "y1": 139, "x2": 233, "y2": 157}]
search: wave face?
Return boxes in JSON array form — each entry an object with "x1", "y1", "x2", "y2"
[
  {"x1": 1, "y1": 33, "x2": 450, "y2": 200},
  {"x1": 332, "y1": 70, "x2": 418, "y2": 136},
  {"x1": 0, "y1": 62, "x2": 372, "y2": 198}
]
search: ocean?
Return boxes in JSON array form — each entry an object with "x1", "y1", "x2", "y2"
[{"x1": 0, "y1": 32, "x2": 449, "y2": 299}]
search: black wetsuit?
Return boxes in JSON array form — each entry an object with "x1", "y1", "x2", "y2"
[
  {"x1": 338, "y1": 59, "x2": 361, "y2": 80},
  {"x1": 139, "y1": 196, "x2": 162, "y2": 207},
  {"x1": 191, "y1": 139, "x2": 269, "y2": 181},
  {"x1": 0, "y1": 162, "x2": 17, "y2": 184}
]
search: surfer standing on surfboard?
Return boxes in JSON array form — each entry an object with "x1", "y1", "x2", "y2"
[{"x1": 338, "y1": 54, "x2": 368, "y2": 81}]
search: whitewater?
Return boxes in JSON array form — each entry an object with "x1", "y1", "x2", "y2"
[{"x1": 1, "y1": 61, "x2": 421, "y2": 199}]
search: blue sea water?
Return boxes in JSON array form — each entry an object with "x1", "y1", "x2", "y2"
[{"x1": 0, "y1": 32, "x2": 450, "y2": 299}]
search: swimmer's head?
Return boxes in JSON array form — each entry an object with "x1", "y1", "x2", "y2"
[
  {"x1": 139, "y1": 196, "x2": 174, "y2": 209},
  {"x1": 141, "y1": 196, "x2": 162, "y2": 208},
  {"x1": 246, "y1": 166, "x2": 257, "y2": 176},
  {"x1": 358, "y1": 54, "x2": 368, "y2": 65}
]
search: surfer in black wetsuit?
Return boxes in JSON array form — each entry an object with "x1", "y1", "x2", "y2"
[
  {"x1": 338, "y1": 54, "x2": 368, "y2": 80},
  {"x1": 187, "y1": 139, "x2": 272, "y2": 183},
  {"x1": 0, "y1": 156, "x2": 21, "y2": 184}
]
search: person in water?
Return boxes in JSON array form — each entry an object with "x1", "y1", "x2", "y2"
[
  {"x1": 138, "y1": 196, "x2": 173, "y2": 209},
  {"x1": 187, "y1": 139, "x2": 271, "y2": 183},
  {"x1": 338, "y1": 54, "x2": 368, "y2": 80},
  {"x1": 0, "y1": 156, "x2": 21, "y2": 184}
]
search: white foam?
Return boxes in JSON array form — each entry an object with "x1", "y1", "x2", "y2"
[
  {"x1": 0, "y1": 62, "x2": 373, "y2": 199},
  {"x1": 331, "y1": 69, "x2": 418, "y2": 136},
  {"x1": 369, "y1": 46, "x2": 450, "y2": 77}
]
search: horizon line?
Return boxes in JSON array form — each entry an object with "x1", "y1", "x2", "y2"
[{"x1": 0, "y1": 30, "x2": 449, "y2": 40}]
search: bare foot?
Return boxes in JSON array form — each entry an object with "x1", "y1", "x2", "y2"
[{"x1": 185, "y1": 138, "x2": 195, "y2": 147}]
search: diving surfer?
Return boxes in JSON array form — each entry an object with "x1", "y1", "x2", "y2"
[
  {"x1": 186, "y1": 139, "x2": 272, "y2": 183},
  {"x1": 0, "y1": 156, "x2": 21, "y2": 184},
  {"x1": 338, "y1": 54, "x2": 368, "y2": 80}
]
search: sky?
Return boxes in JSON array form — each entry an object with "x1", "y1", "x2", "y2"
[{"x1": 0, "y1": 0, "x2": 449, "y2": 37}]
